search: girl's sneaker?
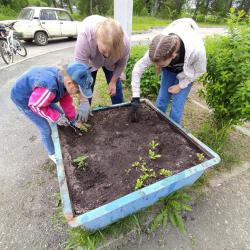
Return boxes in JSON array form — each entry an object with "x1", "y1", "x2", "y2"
[{"x1": 48, "y1": 154, "x2": 56, "y2": 164}]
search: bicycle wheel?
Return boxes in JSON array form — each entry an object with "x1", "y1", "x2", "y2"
[
  {"x1": 0, "y1": 39, "x2": 12, "y2": 64},
  {"x1": 14, "y1": 38, "x2": 27, "y2": 57}
]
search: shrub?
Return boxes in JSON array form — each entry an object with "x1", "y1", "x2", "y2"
[
  {"x1": 28, "y1": 0, "x2": 48, "y2": 7},
  {"x1": 125, "y1": 45, "x2": 160, "y2": 98},
  {"x1": 195, "y1": 13, "x2": 205, "y2": 23},
  {"x1": 200, "y1": 8, "x2": 250, "y2": 130},
  {"x1": 0, "y1": 5, "x2": 18, "y2": 20}
]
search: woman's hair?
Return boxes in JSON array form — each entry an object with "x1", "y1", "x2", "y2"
[
  {"x1": 96, "y1": 18, "x2": 125, "y2": 60},
  {"x1": 149, "y1": 34, "x2": 179, "y2": 63}
]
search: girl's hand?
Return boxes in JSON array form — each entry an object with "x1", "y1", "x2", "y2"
[
  {"x1": 108, "y1": 81, "x2": 116, "y2": 96},
  {"x1": 168, "y1": 84, "x2": 181, "y2": 94}
]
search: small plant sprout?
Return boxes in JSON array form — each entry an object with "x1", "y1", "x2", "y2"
[
  {"x1": 73, "y1": 155, "x2": 89, "y2": 169},
  {"x1": 149, "y1": 140, "x2": 159, "y2": 150},
  {"x1": 160, "y1": 169, "x2": 172, "y2": 177},
  {"x1": 196, "y1": 153, "x2": 205, "y2": 162},
  {"x1": 135, "y1": 178, "x2": 144, "y2": 190},
  {"x1": 148, "y1": 149, "x2": 161, "y2": 160},
  {"x1": 78, "y1": 123, "x2": 91, "y2": 133},
  {"x1": 132, "y1": 161, "x2": 140, "y2": 168},
  {"x1": 139, "y1": 157, "x2": 146, "y2": 166},
  {"x1": 125, "y1": 168, "x2": 131, "y2": 175}
]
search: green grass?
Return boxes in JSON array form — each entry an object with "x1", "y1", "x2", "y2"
[
  {"x1": 0, "y1": 14, "x2": 17, "y2": 21},
  {"x1": 132, "y1": 16, "x2": 226, "y2": 32},
  {"x1": 92, "y1": 69, "x2": 131, "y2": 108},
  {"x1": 132, "y1": 16, "x2": 170, "y2": 31}
]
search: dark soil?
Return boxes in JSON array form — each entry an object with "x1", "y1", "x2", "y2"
[{"x1": 58, "y1": 104, "x2": 211, "y2": 215}]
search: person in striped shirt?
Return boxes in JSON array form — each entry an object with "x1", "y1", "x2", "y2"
[{"x1": 10, "y1": 63, "x2": 92, "y2": 163}]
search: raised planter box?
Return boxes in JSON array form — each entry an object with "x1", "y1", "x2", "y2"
[{"x1": 52, "y1": 99, "x2": 220, "y2": 231}]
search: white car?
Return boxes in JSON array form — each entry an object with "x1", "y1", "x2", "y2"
[{"x1": 13, "y1": 7, "x2": 82, "y2": 46}]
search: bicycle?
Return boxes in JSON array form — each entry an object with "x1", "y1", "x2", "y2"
[{"x1": 0, "y1": 22, "x2": 27, "y2": 65}]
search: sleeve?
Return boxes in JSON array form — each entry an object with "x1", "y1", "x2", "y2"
[
  {"x1": 131, "y1": 51, "x2": 153, "y2": 97},
  {"x1": 113, "y1": 40, "x2": 131, "y2": 78},
  {"x1": 59, "y1": 93, "x2": 76, "y2": 121},
  {"x1": 28, "y1": 87, "x2": 61, "y2": 122},
  {"x1": 177, "y1": 48, "x2": 207, "y2": 89},
  {"x1": 74, "y1": 32, "x2": 91, "y2": 65}
]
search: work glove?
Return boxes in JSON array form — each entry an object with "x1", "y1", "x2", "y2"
[
  {"x1": 56, "y1": 114, "x2": 70, "y2": 126},
  {"x1": 129, "y1": 97, "x2": 140, "y2": 122},
  {"x1": 77, "y1": 100, "x2": 91, "y2": 122}
]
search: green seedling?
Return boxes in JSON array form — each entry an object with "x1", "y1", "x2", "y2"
[
  {"x1": 73, "y1": 155, "x2": 89, "y2": 169},
  {"x1": 135, "y1": 178, "x2": 144, "y2": 190},
  {"x1": 139, "y1": 157, "x2": 146, "y2": 166},
  {"x1": 132, "y1": 161, "x2": 140, "y2": 168},
  {"x1": 149, "y1": 140, "x2": 159, "y2": 150},
  {"x1": 125, "y1": 168, "x2": 131, "y2": 175},
  {"x1": 196, "y1": 153, "x2": 205, "y2": 162},
  {"x1": 148, "y1": 149, "x2": 161, "y2": 160},
  {"x1": 79, "y1": 123, "x2": 91, "y2": 133},
  {"x1": 159, "y1": 169, "x2": 172, "y2": 177},
  {"x1": 140, "y1": 165, "x2": 148, "y2": 173}
]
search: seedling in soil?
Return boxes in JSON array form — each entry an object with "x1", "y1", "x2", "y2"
[
  {"x1": 196, "y1": 153, "x2": 205, "y2": 162},
  {"x1": 149, "y1": 140, "x2": 159, "y2": 150},
  {"x1": 148, "y1": 149, "x2": 161, "y2": 160},
  {"x1": 78, "y1": 123, "x2": 91, "y2": 133},
  {"x1": 135, "y1": 178, "x2": 144, "y2": 190},
  {"x1": 73, "y1": 155, "x2": 89, "y2": 169},
  {"x1": 132, "y1": 161, "x2": 140, "y2": 168},
  {"x1": 159, "y1": 169, "x2": 172, "y2": 177},
  {"x1": 125, "y1": 168, "x2": 131, "y2": 175}
]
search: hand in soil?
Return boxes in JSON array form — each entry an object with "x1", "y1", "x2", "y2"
[{"x1": 129, "y1": 97, "x2": 140, "y2": 122}]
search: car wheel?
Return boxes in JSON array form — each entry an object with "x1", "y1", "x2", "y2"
[
  {"x1": 34, "y1": 31, "x2": 48, "y2": 46},
  {"x1": 68, "y1": 36, "x2": 76, "y2": 40}
]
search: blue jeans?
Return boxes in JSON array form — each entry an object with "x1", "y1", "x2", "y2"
[
  {"x1": 90, "y1": 67, "x2": 124, "y2": 104},
  {"x1": 156, "y1": 68, "x2": 192, "y2": 124},
  {"x1": 11, "y1": 100, "x2": 56, "y2": 155}
]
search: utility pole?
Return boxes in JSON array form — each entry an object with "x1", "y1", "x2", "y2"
[{"x1": 114, "y1": 0, "x2": 133, "y2": 40}]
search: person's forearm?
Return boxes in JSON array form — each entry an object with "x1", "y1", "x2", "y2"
[{"x1": 110, "y1": 75, "x2": 118, "y2": 85}]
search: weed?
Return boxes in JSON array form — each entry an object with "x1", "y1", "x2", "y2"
[
  {"x1": 73, "y1": 155, "x2": 89, "y2": 169},
  {"x1": 64, "y1": 213, "x2": 143, "y2": 250},
  {"x1": 150, "y1": 190, "x2": 192, "y2": 234}
]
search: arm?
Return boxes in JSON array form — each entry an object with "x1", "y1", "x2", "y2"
[
  {"x1": 28, "y1": 87, "x2": 60, "y2": 122},
  {"x1": 59, "y1": 93, "x2": 76, "y2": 121},
  {"x1": 74, "y1": 32, "x2": 91, "y2": 65},
  {"x1": 177, "y1": 48, "x2": 207, "y2": 89},
  {"x1": 131, "y1": 51, "x2": 153, "y2": 97}
]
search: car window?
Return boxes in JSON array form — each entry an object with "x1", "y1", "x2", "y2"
[
  {"x1": 40, "y1": 10, "x2": 57, "y2": 20},
  {"x1": 57, "y1": 11, "x2": 72, "y2": 21},
  {"x1": 18, "y1": 9, "x2": 34, "y2": 20}
]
